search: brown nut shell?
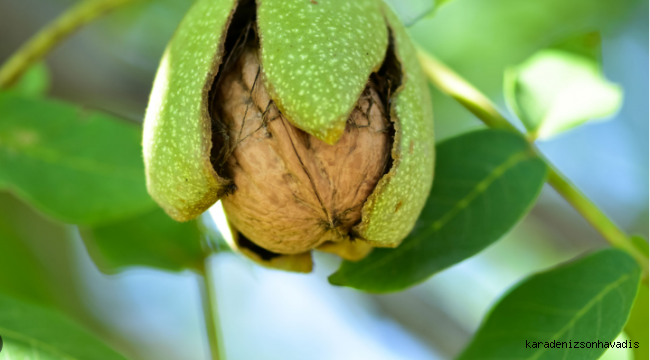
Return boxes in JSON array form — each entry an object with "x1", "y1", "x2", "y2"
[{"x1": 214, "y1": 47, "x2": 390, "y2": 255}]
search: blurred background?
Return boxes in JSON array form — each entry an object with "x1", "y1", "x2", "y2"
[{"x1": 0, "y1": 0, "x2": 647, "y2": 359}]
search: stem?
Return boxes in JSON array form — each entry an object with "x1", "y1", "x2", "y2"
[
  {"x1": 546, "y1": 166, "x2": 647, "y2": 267},
  {"x1": 0, "y1": 0, "x2": 136, "y2": 89},
  {"x1": 417, "y1": 48, "x2": 649, "y2": 275},
  {"x1": 198, "y1": 257, "x2": 225, "y2": 360},
  {"x1": 416, "y1": 49, "x2": 517, "y2": 132}
]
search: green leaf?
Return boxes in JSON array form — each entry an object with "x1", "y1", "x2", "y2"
[
  {"x1": 0, "y1": 193, "x2": 58, "y2": 305},
  {"x1": 504, "y1": 49, "x2": 622, "y2": 140},
  {"x1": 257, "y1": 0, "x2": 388, "y2": 144},
  {"x1": 0, "y1": 192, "x2": 105, "y2": 326},
  {"x1": 0, "y1": 93, "x2": 155, "y2": 226},
  {"x1": 329, "y1": 129, "x2": 547, "y2": 292},
  {"x1": 598, "y1": 333, "x2": 635, "y2": 360},
  {"x1": 625, "y1": 283, "x2": 649, "y2": 360},
  {"x1": 0, "y1": 293, "x2": 128, "y2": 360},
  {"x1": 10, "y1": 63, "x2": 50, "y2": 97},
  {"x1": 458, "y1": 249, "x2": 642, "y2": 360},
  {"x1": 81, "y1": 207, "x2": 207, "y2": 273}
]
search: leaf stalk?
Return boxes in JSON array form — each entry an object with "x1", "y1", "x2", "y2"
[
  {"x1": 0, "y1": 0, "x2": 136, "y2": 89},
  {"x1": 198, "y1": 256, "x2": 226, "y2": 360}
]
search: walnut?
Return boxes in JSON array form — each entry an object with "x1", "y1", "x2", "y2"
[
  {"x1": 213, "y1": 47, "x2": 390, "y2": 255},
  {"x1": 143, "y1": 0, "x2": 435, "y2": 271}
]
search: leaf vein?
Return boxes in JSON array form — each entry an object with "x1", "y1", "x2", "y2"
[
  {"x1": 528, "y1": 272, "x2": 634, "y2": 360},
  {"x1": 0, "y1": 326, "x2": 79, "y2": 360},
  {"x1": 347, "y1": 150, "x2": 533, "y2": 277}
]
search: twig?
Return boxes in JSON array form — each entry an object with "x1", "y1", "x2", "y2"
[{"x1": 0, "y1": 0, "x2": 136, "y2": 89}]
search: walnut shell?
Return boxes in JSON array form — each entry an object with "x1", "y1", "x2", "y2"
[{"x1": 214, "y1": 47, "x2": 390, "y2": 255}]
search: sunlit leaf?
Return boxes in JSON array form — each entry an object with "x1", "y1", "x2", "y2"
[
  {"x1": 504, "y1": 49, "x2": 622, "y2": 140},
  {"x1": 0, "y1": 93, "x2": 155, "y2": 226},
  {"x1": 625, "y1": 283, "x2": 649, "y2": 360},
  {"x1": 458, "y1": 249, "x2": 641, "y2": 360},
  {"x1": 329, "y1": 130, "x2": 546, "y2": 292},
  {"x1": 81, "y1": 207, "x2": 207, "y2": 273},
  {"x1": 0, "y1": 293, "x2": 128, "y2": 360},
  {"x1": 10, "y1": 62, "x2": 50, "y2": 97}
]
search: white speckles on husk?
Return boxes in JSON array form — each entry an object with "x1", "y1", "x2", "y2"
[
  {"x1": 143, "y1": 0, "x2": 237, "y2": 221},
  {"x1": 352, "y1": 4, "x2": 435, "y2": 247},
  {"x1": 257, "y1": 0, "x2": 388, "y2": 144}
]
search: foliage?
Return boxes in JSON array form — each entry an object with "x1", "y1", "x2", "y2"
[
  {"x1": 625, "y1": 283, "x2": 649, "y2": 360},
  {"x1": 504, "y1": 49, "x2": 622, "y2": 140},
  {"x1": 81, "y1": 207, "x2": 207, "y2": 273},
  {"x1": 0, "y1": 0, "x2": 646, "y2": 359},
  {"x1": 0, "y1": 293, "x2": 128, "y2": 360},
  {"x1": 458, "y1": 249, "x2": 641, "y2": 359},
  {"x1": 0, "y1": 93, "x2": 154, "y2": 226}
]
